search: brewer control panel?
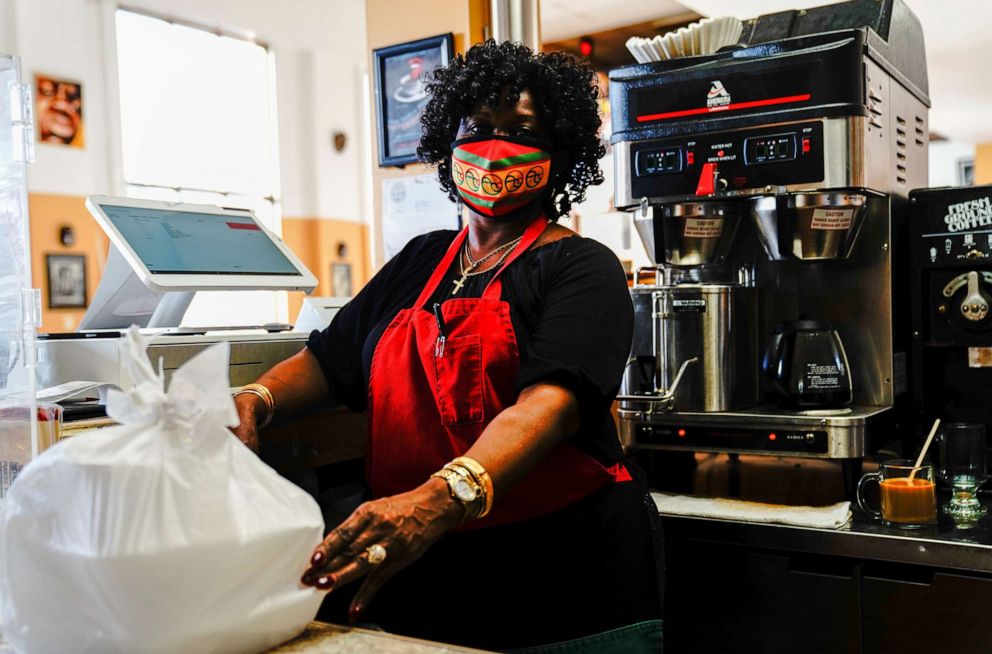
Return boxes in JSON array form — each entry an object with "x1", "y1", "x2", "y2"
[
  {"x1": 634, "y1": 423, "x2": 829, "y2": 455},
  {"x1": 629, "y1": 121, "x2": 825, "y2": 199}
]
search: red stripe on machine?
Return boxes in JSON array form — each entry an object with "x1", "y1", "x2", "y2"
[
  {"x1": 226, "y1": 222, "x2": 261, "y2": 231},
  {"x1": 636, "y1": 93, "x2": 812, "y2": 123}
]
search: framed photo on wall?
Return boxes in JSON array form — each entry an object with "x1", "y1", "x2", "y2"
[
  {"x1": 46, "y1": 254, "x2": 87, "y2": 309},
  {"x1": 372, "y1": 33, "x2": 453, "y2": 167},
  {"x1": 958, "y1": 157, "x2": 975, "y2": 187},
  {"x1": 331, "y1": 262, "x2": 353, "y2": 297}
]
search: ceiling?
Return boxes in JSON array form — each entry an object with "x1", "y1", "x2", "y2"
[{"x1": 542, "y1": 0, "x2": 992, "y2": 144}]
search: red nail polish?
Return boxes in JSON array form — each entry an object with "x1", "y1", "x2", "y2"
[{"x1": 311, "y1": 551, "x2": 324, "y2": 565}]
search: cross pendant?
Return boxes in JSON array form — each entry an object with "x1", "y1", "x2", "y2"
[{"x1": 452, "y1": 274, "x2": 467, "y2": 295}]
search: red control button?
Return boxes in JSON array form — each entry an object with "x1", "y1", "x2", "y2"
[
  {"x1": 717, "y1": 149, "x2": 725, "y2": 157},
  {"x1": 686, "y1": 151, "x2": 695, "y2": 165},
  {"x1": 802, "y1": 138, "x2": 811, "y2": 154},
  {"x1": 695, "y1": 162, "x2": 717, "y2": 196}
]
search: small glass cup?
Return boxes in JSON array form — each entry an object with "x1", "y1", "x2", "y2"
[
  {"x1": 937, "y1": 423, "x2": 988, "y2": 521},
  {"x1": 857, "y1": 460, "x2": 937, "y2": 528}
]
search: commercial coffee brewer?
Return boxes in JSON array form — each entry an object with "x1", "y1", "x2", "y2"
[
  {"x1": 910, "y1": 186, "x2": 992, "y2": 433},
  {"x1": 611, "y1": 0, "x2": 929, "y2": 495}
]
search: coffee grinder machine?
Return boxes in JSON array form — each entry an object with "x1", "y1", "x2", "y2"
[
  {"x1": 910, "y1": 185, "x2": 992, "y2": 434},
  {"x1": 611, "y1": 0, "x2": 930, "y2": 495}
]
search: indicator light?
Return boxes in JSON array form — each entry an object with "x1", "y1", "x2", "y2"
[
  {"x1": 686, "y1": 151, "x2": 695, "y2": 165},
  {"x1": 579, "y1": 37, "x2": 594, "y2": 57},
  {"x1": 717, "y1": 149, "x2": 725, "y2": 157},
  {"x1": 768, "y1": 432, "x2": 777, "y2": 441},
  {"x1": 677, "y1": 429, "x2": 686, "y2": 438},
  {"x1": 802, "y1": 138, "x2": 811, "y2": 154}
]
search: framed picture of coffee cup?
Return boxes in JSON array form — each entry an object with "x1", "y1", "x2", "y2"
[
  {"x1": 46, "y1": 254, "x2": 87, "y2": 308},
  {"x1": 372, "y1": 33, "x2": 453, "y2": 168}
]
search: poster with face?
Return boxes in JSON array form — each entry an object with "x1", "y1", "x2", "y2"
[{"x1": 35, "y1": 75, "x2": 84, "y2": 148}]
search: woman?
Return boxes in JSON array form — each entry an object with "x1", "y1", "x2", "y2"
[{"x1": 234, "y1": 40, "x2": 664, "y2": 653}]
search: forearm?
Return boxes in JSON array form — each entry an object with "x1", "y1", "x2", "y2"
[
  {"x1": 461, "y1": 383, "x2": 579, "y2": 496},
  {"x1": 248, "y1": 348, "x2": 331, "y2": 422}
]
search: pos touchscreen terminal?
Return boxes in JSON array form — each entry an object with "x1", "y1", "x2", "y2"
[{"x1": 79, "y1": 196, "x2": 317, "y2": 331}]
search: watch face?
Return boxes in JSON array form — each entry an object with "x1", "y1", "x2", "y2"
[{"x1": 453, "y1": 478, "x2": 478, "y2": 502}]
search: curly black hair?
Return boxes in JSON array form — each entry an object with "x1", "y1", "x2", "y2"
[{"x1": 417, "y1": 40, "x2": 605, "y2": 221}]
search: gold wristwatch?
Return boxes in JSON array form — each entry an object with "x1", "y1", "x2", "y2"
[{"x1": 431, "y1": 466, "x2": 484, "y2": 520}]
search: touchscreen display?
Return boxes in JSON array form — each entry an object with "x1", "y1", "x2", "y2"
[{"x1": 100, "y1": 205, "x2": 300, "y2": 275}]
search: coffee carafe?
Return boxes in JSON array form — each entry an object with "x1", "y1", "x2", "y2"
[{"x1": 763, "y1": 320, "x2": 853, "y2": 408}]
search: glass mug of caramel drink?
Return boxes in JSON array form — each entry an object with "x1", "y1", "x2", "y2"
[{"x1": 857, "y1": 460, "x2": 938, "y2": 528}]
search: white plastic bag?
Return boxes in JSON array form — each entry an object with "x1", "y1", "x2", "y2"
[{"x1": 0, "y1": 328, "x2": 324, "y2": 654}]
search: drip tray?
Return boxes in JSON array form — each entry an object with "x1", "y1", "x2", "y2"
[{"x1": 800, "y1": 407, "x2": 854, "y2": 417}]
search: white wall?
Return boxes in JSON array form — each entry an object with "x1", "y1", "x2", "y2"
[
  {"x1": 11, "y1": 0, "x2": 111, "y2": 196},
  {"x1": 7, "y1": 0, "x2": 369, "y2": 222}
]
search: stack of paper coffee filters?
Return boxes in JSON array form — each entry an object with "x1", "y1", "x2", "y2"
[{"x1": 626, "y1": 16, "x2": 744, "y2": 62}]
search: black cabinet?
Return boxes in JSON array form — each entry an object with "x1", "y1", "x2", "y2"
[
  {"x1": 862, "y1": 566, "x2": 992, "y2": 653},
  {"x1": 665, "y1": 539, "x2": 861, "y2": 654},
  {"x1": 665, "y1": 538, "x2": 992, "y2": 653}
]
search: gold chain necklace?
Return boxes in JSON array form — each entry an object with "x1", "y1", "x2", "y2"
[{"x1": 451, "y1": 236, "x2": 523, "y2": 295}]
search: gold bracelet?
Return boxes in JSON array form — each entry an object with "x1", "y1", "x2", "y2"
[
  {"x1": 236, "y1": 383, "x2": 275, "y2": 429},
  {"x1": 450, "y1": 456, "x2": 494, "y2": 518}
]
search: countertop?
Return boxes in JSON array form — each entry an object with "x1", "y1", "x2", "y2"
[
  {"x1": 268, "y1": 622, "x2": 491, "y2": 654},
  {"x1": 659, "y1": 497, "x2": 992, "y2": 573}
]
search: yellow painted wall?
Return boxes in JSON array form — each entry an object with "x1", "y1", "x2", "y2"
[
  {"x1": 976, "y1": 143, "x2": 992, "y2": 185},
  {"x1": 27, "y1": 192, "x2": 369, "y2": 332},
  {"x1": 28, "y1": 193, "x2": 109, "y2": 333},
  {"x1": 365, "y1": 0, "x2": 487, "y2": 268},
  {"x1": 282, "y1": 217, "x2": 371, "y2": 319}
]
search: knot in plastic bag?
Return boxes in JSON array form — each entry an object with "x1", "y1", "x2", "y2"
[{"x1": 105, "y1": 327, "x2": 238, "y2": 438}]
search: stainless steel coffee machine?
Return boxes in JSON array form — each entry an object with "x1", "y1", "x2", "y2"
[{"x1": 610, "y1": 0, "x2": 929, "y2": 486}]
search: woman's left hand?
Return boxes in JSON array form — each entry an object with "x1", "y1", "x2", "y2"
[{"x1": 300, "y1": 478, "x2": 464, "y2": 622}]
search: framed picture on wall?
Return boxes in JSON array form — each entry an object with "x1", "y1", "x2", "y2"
[
  {"x1": 372, "y1": 33, "x2": 453, "y2": 167},
  {"x1": 35, "y1": 74, "x2": 84, "y2": 148},
  {"x1": 46, "y1": 254, "x2": 87, "y2": 309},
  {"x1": 958, "y1": 157, "x2": 975, "y2": 187},
  {"x1": 331, "y1": 262, "x2": 353, "y2": 297}
]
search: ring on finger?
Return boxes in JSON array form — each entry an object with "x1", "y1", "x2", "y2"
[{"x1": 364, "y1": 543, "x2": 387, "y2": 566}]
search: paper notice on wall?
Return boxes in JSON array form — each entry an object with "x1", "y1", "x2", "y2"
[
  {"x1": 811, "y1": 208, "x2": 854, "y2": 230},
  {"x1": 381, "y1": 174, "x2": 460, "y2": 261},
  {"x1": 683, "y1": 218, "x2": 723, "y2": 238}
]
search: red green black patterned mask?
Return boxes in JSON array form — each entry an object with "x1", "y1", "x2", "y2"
[{"x1": 450, "y1": 135, "x2": 553, "y2": 217}]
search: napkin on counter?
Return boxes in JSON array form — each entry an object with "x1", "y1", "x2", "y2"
[{"x1": 652, "y1": 492, "x2": 852, "y2": 529}]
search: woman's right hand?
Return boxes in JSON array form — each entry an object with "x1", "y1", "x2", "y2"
[{"x1": 232, "y1": 393, "x2": 262, "y2": 452}]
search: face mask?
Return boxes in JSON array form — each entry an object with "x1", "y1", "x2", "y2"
[{"x1": 450, "y1": 135, "x2": 553, "y2": 217}]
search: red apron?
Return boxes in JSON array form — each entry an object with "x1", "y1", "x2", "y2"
[{"x1": 367, "y1": 217, "x2": 629, "y2": 529}]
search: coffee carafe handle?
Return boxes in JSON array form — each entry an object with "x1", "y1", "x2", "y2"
[{"x1": 763, "y1": 331, "x2": 789, "y2": 396}]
